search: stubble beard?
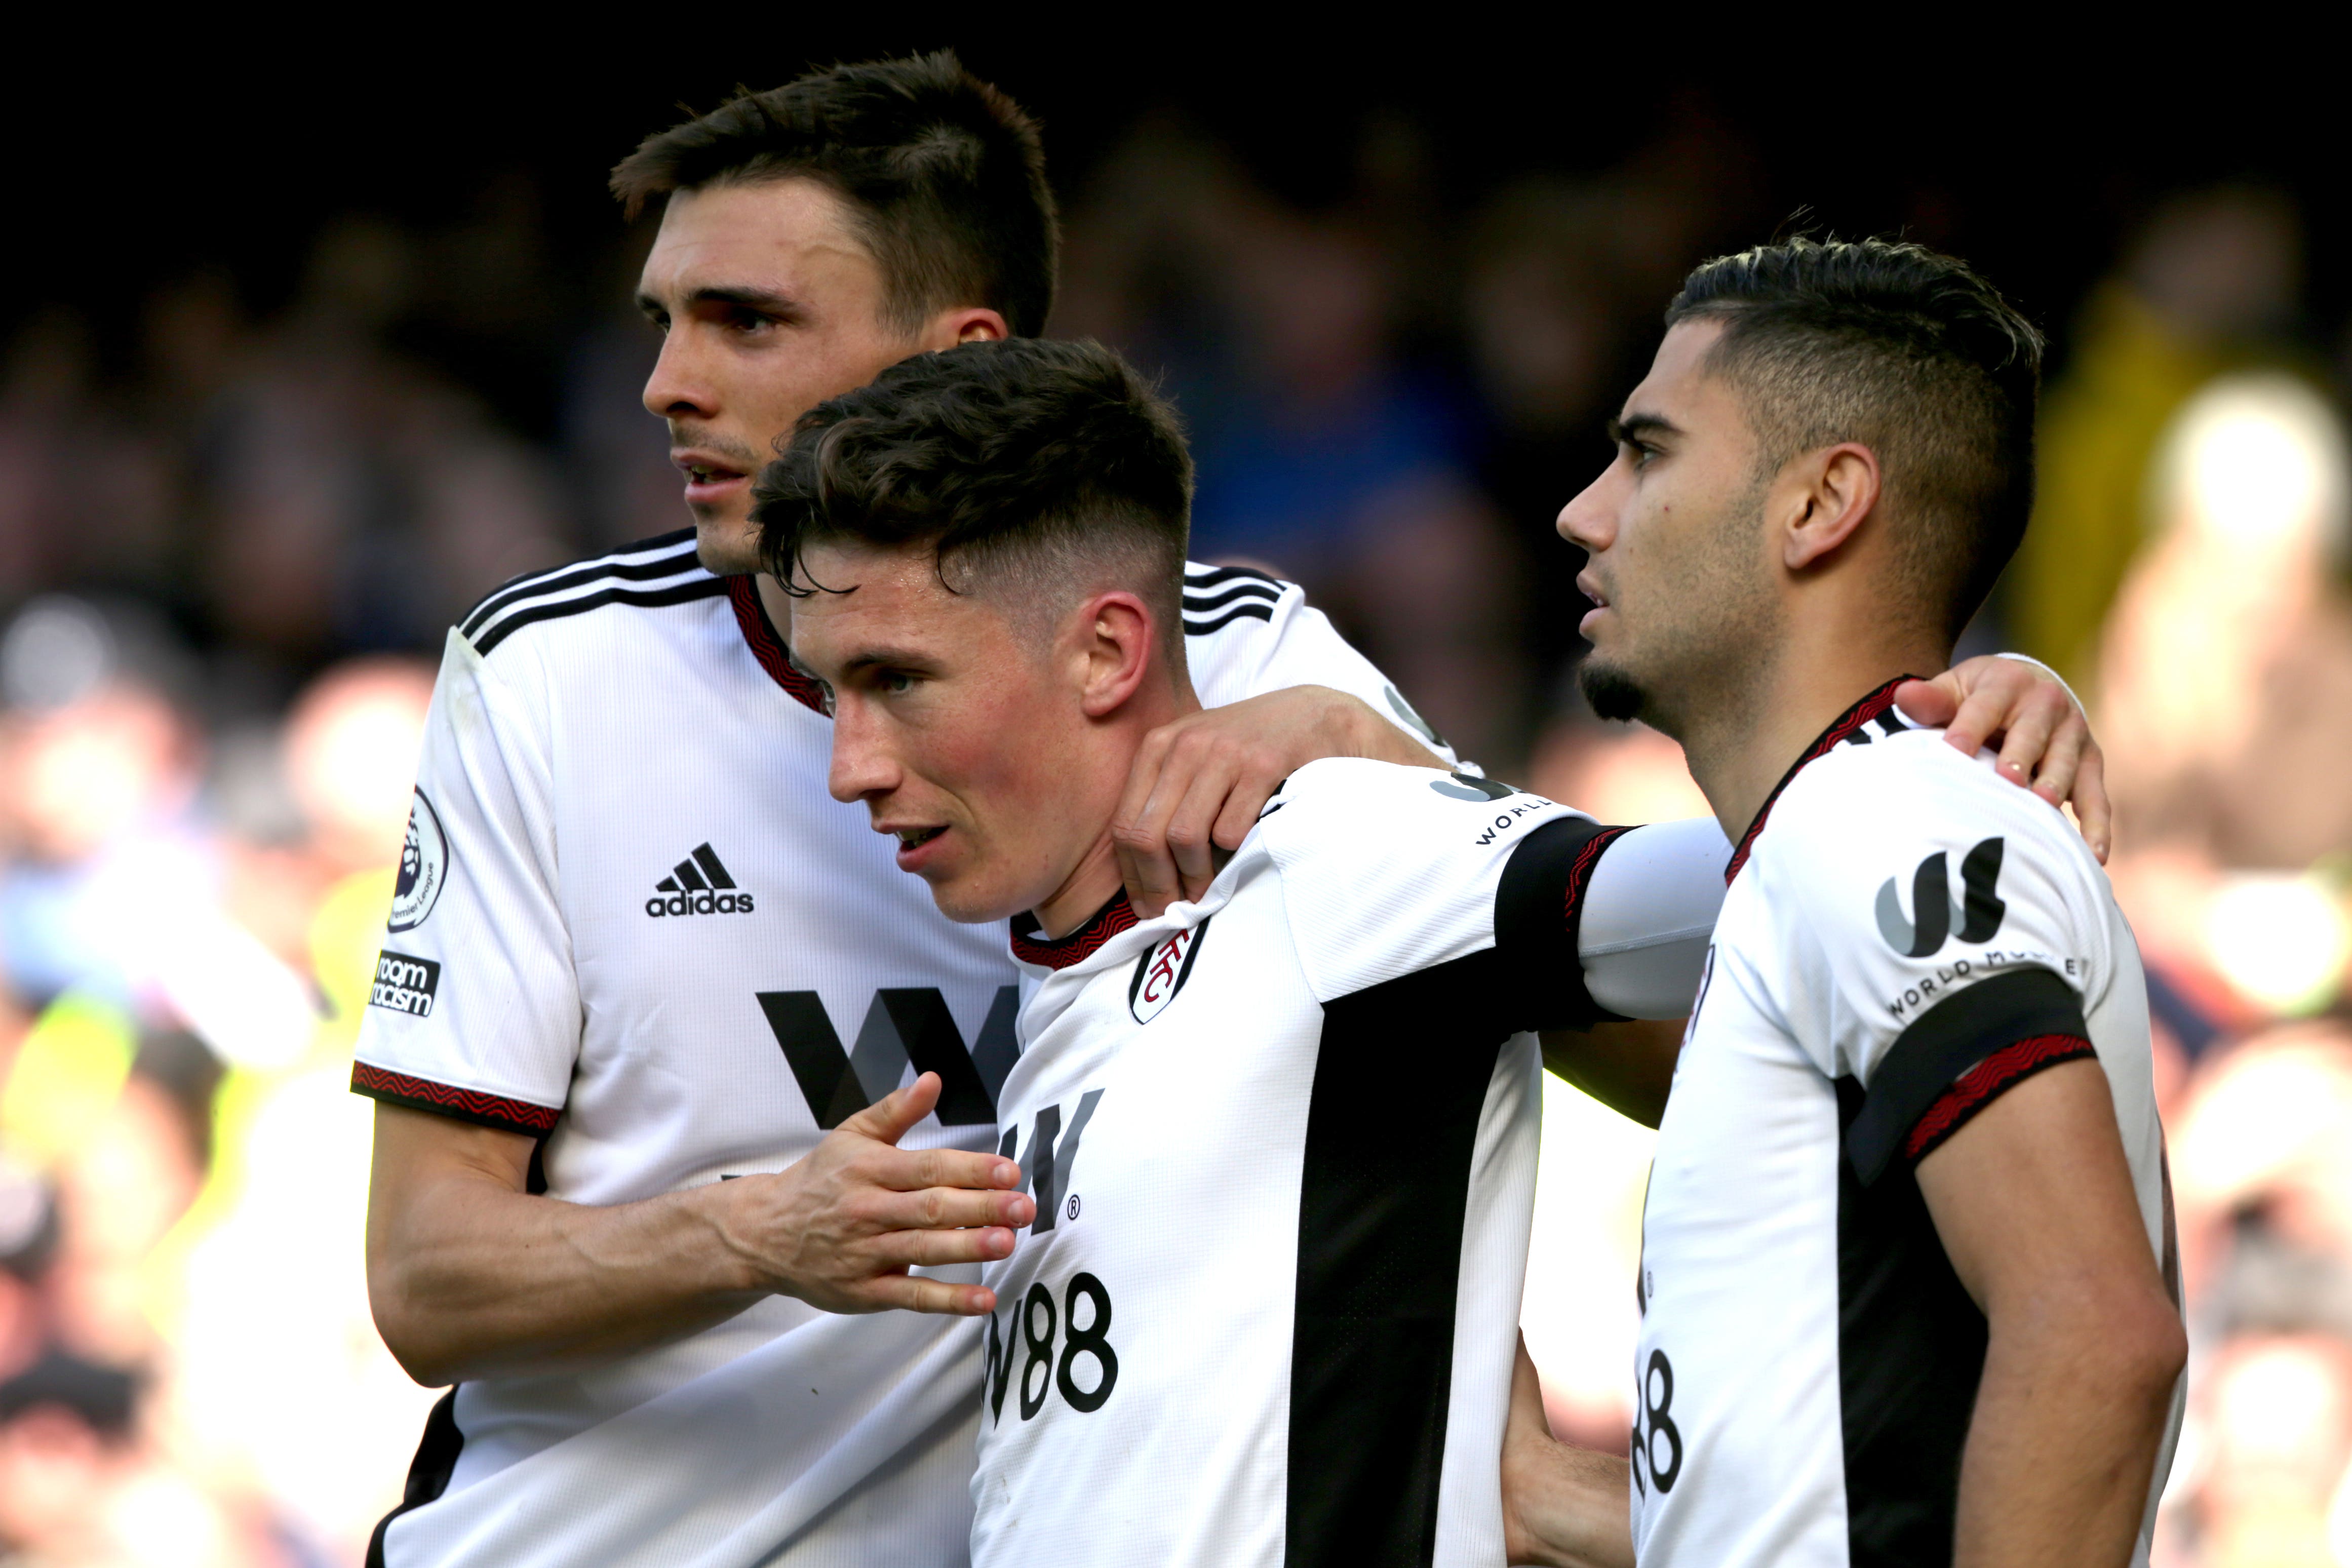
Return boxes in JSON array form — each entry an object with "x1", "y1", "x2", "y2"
[{"x1": 1577, "y1": 476, "x2": 1780, "y2": 741}]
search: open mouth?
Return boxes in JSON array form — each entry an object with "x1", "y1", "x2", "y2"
[{"x1": 895, "y1": 826, "x2": 947, "y2": 850}]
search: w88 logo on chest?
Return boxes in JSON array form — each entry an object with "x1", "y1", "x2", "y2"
[{"x1": 987, "y1": 1272, "x2": 1120, "y2": 1423}]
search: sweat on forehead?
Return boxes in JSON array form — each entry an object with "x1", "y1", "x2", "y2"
[{"x1": 752, "y1": 337, "x2": 1195, "y2": 644}]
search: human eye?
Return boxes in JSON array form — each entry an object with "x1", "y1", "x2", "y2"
[{"x1": 722, "y1": 304, "x2": 777, "y2": 338}]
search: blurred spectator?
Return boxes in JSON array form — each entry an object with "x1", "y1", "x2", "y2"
[
  {"x1": 2011, "y1": 186, "x2": 2305, "y2": 682},
  {"x1": 2181, "y1": 1334, "x2": 2352, "y2": 1568},
  {"x1": 2098, "y1": 373, "x2": 2352, "y2": 873},
  {"x1": 1063, "y1": 122, "x2": 1524, "y2": 764},
  {"x1": 197, "y1": 217, "x2": 570, "y2": 662}
]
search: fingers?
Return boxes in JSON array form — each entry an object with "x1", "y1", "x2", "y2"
[
  {"x1": 1989, "y1": 683, "x2": 2064, "y2": 792},
  {"x1": 2072, "y1": 745, "x2": 2113, "y2": 864},
  {"x1": 857, "y1": 1274, "x2": 1000, "y2": 1317},
  {"x1": 1160, "y1": 754, "x2": 1245, "y2": 897},
  {"x1": 2019, "y1": 707, "x2": 2086, "y2": 808},
  {"x1": 860, "y1": 1180, "x2": 1036, "y2": 1232},
  {"x1": 869, "y1": 1222, "x2": 1024, "y2": 1270},
  {"x1": 867, "y1": 1141, "x2": 1026, "y2": 1195},
  {"x1": 1115, "y1": 727, "x2": 1187, "y2": 919},
  {"x1": 836, "y1": 1072, "x2": 943, "y2": 1148},
  {"x1": 1939, "y1": 672, "x2": 2019, "y2": 760},
  {"x1": 1891, "y1": 675, "x2": 1959, "y2": 730}
]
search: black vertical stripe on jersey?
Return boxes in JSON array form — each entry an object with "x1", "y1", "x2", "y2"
[
  {"x1": 1836, "y1": 1076, "x2": 1985, "y2": 1568},
  {"x1": 1289, "y1": 954, "x2": 1514, "y2": 1568},
  {"x1": 365, "y1": 1389, "x2": 465, "y2": 1568}
]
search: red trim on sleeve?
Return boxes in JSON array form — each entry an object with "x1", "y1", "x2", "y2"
[
  {"x1": 1563, "y1": 824, "x2": 1632, "y2": 929},
  {"x1": 351, "y1": 1062, "x2": 562, "y2": 1136},
  {"x1": 1903, "y1": 1033, "x2": 2095, "y2": 1165},
  {"x1": 726, "y1": 576, "x2": 829, "y2": 715}
]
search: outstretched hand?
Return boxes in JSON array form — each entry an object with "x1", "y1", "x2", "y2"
[
  {"x1": 732, "y1": 1073, "x2": 1035, "y2": 1317},
  {"x1": 1895, "y1": 656, "x2": 2110, "y2": 863},
  {"x1": 1114, "y1": 685, "x2": 1441, "y2": 916}
]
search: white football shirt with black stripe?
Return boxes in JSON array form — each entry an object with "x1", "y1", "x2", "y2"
[
  {"x1": 347, "y1": 532, "x2": 1460, "y2": 1568},
  {"x1": 1629, "y1": 679, "x2": 2183, "y2": 1568},
  {"x1": 972, "y1": 759, "x2": 1696, "y2": 1568}
]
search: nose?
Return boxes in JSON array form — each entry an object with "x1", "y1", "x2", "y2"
[
  {"x1": 826, "y1": 698, "x2": 899, "y2": 807},
  {"x1": 642, "y1": 325, "x2": 717, "y2": 422},
  {"x1": 1557, "y1": 465, "x2": 1620, "y2": 553}
]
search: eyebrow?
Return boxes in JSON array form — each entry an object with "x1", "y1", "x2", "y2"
[
  {"x1": 839, "y1": 644, "x2": 940, "y2": 677},
  {"x1": 635, "y1": 284, "x2": 802, "y2": 319},
  {"x1": 1606, "y1": 411, "x2": 1681, "y2": 445}
]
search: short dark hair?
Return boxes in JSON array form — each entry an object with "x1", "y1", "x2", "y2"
[
  {"x1": 1666, "y1": 238, "x2": 2044, "y2": 642},
  {"x1": 754, "y1": 338, "x2": 1193, "y2": 648},
  {"x1": 611, "y1": 52, "x2": 1059, "y2": 337}
]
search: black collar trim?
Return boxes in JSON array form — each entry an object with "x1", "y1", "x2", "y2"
[
  {"x1": 1011, "y1": 893, "x2": 1138, "y2": 971},
  {"x1": 1724, "y1": 675, "x2": 1918, "y2": 885}
]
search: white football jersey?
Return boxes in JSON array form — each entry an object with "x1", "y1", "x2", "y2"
[
  {"x1": 349, "y1": 531, "x2": 1457, "y2": 1568},
  {"x1": 1629, "y1": 680, "x2": 2183, "y2": 1568},
  {"x1": 972, "y1": 757, "x2": 1690, "y2": 1568}
]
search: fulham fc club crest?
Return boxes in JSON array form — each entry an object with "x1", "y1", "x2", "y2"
[
  {"x1": 1129, "y1": 919, "x2": 1209, "y2": 1024},
  {"x1": 388, "y1": 790, "x2": 449, "y2": 932}
]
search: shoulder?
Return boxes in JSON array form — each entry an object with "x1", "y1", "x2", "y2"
[
  {"x1": 455, "y1": 528, "x2": 723, "y2": 659},
  {"x1": 1179, "y1": 561, "x2": 1291, "y2": 640},
  {"x1": 1775, "y1": 727, "x2": 2085, "y2": 860},
  {"x1": 1756, "y1": 726, "x2": 2097, "y2": 940},
  {"x1": 1256, "y1": 756, "x2": 1585, "y2": 878}
]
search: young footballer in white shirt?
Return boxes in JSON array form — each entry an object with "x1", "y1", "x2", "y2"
[
  {"x1": 352, "y1": 54, "x2": 2115, "y2": 1568},
  {"x1": 1506, "y1": 240, "x2": 2185, "y2": 1568},
  {"x1": 768, "y1": 335, "x2": 1743, "y2": 1568}
]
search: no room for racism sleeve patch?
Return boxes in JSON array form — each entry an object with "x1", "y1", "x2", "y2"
[{"x1": 369, "y1": 950, "x2": 443, "y2": 1017}]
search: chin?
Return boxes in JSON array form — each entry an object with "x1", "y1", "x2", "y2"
[
  {"x1": 692, "y1": 513, "x2": 763, "y2": 576},
  {"x1": 1578, "y1": 657, "x2": 1652, "y2": 725},
  {"x1": 925, "y1": 875, "x2": 1021, "y2": 927}
]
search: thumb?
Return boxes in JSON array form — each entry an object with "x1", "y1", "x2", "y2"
[
  {"x1": 839, "y1": 1072, "x2": 942, "y2": 1147},
  {"x1": 1891, "y1": 675, "x2": 1958, "y2": 728}
]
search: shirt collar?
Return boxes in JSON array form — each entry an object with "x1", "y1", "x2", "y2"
[
  {"x1": 1723, "y1": 675, "x2": 1919, "y2": 885},
  {"x1": 1010, "y1": 892, "x2": 1139, "y2": 971}
]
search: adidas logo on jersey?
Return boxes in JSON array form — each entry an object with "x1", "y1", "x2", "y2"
[{"x1": 645, "y1": 843, "x2": 756, "y2": 917}]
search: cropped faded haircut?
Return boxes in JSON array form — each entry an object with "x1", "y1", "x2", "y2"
[
  {"x1": 753, "y1": 338, "x2": 1193, "y2": 654},
  {"x1": 1667, "y1": 238, "x2": 2044, "y2": 643},
  {"x1": 611, "y1": 52, "x2": 1059, "y2": 337}
]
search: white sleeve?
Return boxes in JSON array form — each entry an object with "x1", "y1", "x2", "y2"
[
  {"x1": 1257, "y1": 759, "x2": 1681, "y2": 1042},
  {"x1": 1180, "y1": 563, "x2": 1461, "y2": 767},
  {"x1": 1755, "y1": 743, "x2": 2108, "y2": 1184},
  {"x1": 1575, "y1": 817, "x2": 1732, "y2": 1020},
  {"x1": 349, "y1": 630, "x2": 578, "y2": 1136}
]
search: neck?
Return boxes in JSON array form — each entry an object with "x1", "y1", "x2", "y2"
[
  {"x1": 1674, "y1": 617, "x2": 1948, "y2": 847},
  {"x1": 755, "y1": 571, "x2": 796, "y2": 637},
  {"x1": 1032, "y1": 663, "x2": 1200, "y2": 940}
]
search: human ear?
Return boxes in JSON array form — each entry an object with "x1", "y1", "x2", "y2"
[
  {"x1": 1073, "y1": 592, "x2": 1157, "y2": 719},
  {"x1": 1782, "y1": 443, "x2": 1881, "y2": 571},
  {"x1": 920, "y1": 307, "x2": 1009, "y2": 351}
]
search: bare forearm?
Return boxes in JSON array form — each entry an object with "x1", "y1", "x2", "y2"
[
  {"x1": 1954, "y1": 1321, "x2": 2181, "y2": 1566},
  {"x1": 1504, "y1": 1442, "x2": 1634, "y2": 1568},
  {"x1": 371, "y1": 1176, "x2": 762, "y2": 1385}
]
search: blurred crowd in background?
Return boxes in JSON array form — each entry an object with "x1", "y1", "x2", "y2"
[{"x1": 1, "y1": 79, "x2": 2350, "y2": 1568}]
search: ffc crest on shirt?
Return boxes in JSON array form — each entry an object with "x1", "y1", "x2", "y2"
[{"x1": 1128, "y1": 919, "x2": 1208, "y2": 1022}]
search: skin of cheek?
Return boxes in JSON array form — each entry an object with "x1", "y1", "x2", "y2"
[{"x1": 908, "y1": 652, "x2": 1093, "y2": 926}]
